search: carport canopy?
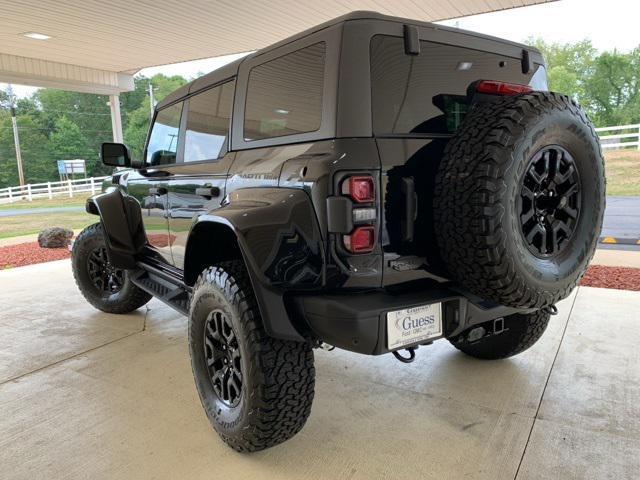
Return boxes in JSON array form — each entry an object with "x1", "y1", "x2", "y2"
[{"x1": 1, "y1": 0, "x2": 556, "y2": 141}]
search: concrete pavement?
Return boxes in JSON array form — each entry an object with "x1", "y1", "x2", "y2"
[{"x1": 0, "y1": 260, "x2": 639, "y2": 479}]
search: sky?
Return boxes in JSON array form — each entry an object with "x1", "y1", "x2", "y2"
[{"x1": 3, "y1": 0, "x2": 639, "y2": 99}]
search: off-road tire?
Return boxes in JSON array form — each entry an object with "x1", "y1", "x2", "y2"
[
  {"x1": 72, "y1": 223, "x2": 151, "y2": 313},
  {"x1": 450, "y1": 310, "x2": 551, "y2": 360},
  {"x1": 433, "y1": 92, "x2": 605, "y2": 309},
  {"x1": 189, "y1": 260, "x2": 315, "y2": 452}
]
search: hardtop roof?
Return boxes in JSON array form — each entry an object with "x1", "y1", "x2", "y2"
[{"x1": 156, "y1": 11, "x2": 540, "y2": 110}]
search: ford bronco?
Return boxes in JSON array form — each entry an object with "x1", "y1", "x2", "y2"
[{"x1": 72, "y1": 12, "x2": 605, "y2": 452}]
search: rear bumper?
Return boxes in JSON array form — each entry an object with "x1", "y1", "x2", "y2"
[{"x1": 291, "y1": 287, "x2": 533, "y2": 355}]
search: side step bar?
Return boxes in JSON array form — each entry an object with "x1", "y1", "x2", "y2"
[{"x1": 130, "y1": 262, "x2": 190, "y2": 316}]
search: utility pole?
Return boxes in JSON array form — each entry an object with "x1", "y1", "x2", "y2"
[
  {"x1": 7, "y1": 85, "x2": 25, "y2": 186},
  {"x1": 148, "y1": 83, "x2": 155, "y2": 121}
]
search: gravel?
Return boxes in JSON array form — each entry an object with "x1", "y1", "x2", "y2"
[
  {"x1": 0, "y1": 242, "x2": 71, "y2": 269},
  {"x1": 580, "y1": 265, "x2": 640, "y2": 291},
  {"x1": 1, "y1": 242, "x2": 639, "y2": 292}
]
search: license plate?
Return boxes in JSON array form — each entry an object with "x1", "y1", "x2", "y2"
[{"x1": 386, "y1": 303, "x2": 442, "y2": 350}]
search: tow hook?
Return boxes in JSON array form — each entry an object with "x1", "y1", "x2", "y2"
[
  {"x1": 319, "y1": 342, "x2": 335, "y2": 351},
  {"x1": 393, "y1": 346, "x2": 418, "y2": 363},
  {"x1": 542, "y1": 304, "x2": 558, "y2": 316}
]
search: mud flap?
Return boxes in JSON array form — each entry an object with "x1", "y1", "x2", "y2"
[{"x1": 86, "y1": 187, "x2": 146, "y2": 269}]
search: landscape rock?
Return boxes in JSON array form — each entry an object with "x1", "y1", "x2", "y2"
[{"x1": 37, "y1": 227, "x2": 74, "y2": 248}]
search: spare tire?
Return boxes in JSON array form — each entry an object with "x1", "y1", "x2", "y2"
[{"x1": 433, "y1": 92, "x2": 605, "y2": 309}]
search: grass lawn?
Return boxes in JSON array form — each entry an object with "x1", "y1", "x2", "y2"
[
  {"x1": 604, "y1": 150, "x2": 640, "y2": 196},
  {"x1": 0, "y1": 149, "x2": 637, "y2": 241},
  {"x1": 0, "y1": 211, "x2": 96, "y2": 239},
  {"x1": 0, "y1": 193, "x2": 92, "y2": 210}
]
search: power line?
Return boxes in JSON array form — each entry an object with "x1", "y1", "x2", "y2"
[{"x1": 31, "y1": 109, "x2": 113, "y2": 116}]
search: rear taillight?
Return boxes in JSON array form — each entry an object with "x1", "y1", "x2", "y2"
[
  {"x1": 339, "y1": 174, "x2": 377, "y2": 254},
  {"x1": 476, "y1": 80, "x2": 533, "y2": 96},
  {"x1": 343, "y1": 226, "x2": 375, "y2": 254},
  {"x1": 342, "y1": 176, "x2": 375, "y2": 203}
]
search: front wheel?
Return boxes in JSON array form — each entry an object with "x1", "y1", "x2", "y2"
[
  {"x1": 72, "y1": 223, "x2": 151, "y2": 314},
  {"x1": 188, "y1": 260, "x2": 315, "y2": 452},
  {"x1": 449, "y1": 310, "x2": 551, "y2": 360}
]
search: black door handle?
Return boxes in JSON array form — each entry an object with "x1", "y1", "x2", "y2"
[
  {"x1": 148, "y1": 187, "x2": 167, "y2": 195},
  {"x1": 195, "y1": 187, "x2": 221, "y2": 198}
]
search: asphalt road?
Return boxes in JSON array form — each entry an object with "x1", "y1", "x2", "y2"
[
  {"x1": 1, "y1": 196, "x2": 638, "y2": 242},
  {"x1": 0, "y1": 206, "x2": 84, "y2": 217},
  {"x1": 601, "y1": 196, "x2": 640, "y2": 240}
]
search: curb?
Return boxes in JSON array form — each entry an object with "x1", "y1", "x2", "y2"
[{"x1": 599, "y1": 236, "x2": 640, "y2": 246}]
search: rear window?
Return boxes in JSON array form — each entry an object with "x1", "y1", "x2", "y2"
[
  {"x1": 184, "y1": 80, "x2": 234, "y2": 163},
  {"x1": 244, "y1": 42, "x2": 325, "y2": 141},
  {"x1": 370, "y1": 35, "x2": 545, "y2": 135}
]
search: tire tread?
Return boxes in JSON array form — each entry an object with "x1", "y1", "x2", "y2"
[{"x1": 190, "y1": 260, "x2": 315, "y2": 452}]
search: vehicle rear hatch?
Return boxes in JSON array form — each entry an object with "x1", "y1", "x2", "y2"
[{"x1": 370, "y1": 29, "x2": 547, "y2": 287}]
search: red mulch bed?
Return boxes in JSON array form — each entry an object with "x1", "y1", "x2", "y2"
[
  {"x1": 580, "y1": 265, "x2": 640, "y2": 291},
  {"x1": 0, "y1": 241, "x2": 71, "y2": 269},
  {"x1": 1, "y1": 241, "x2": 639, "y2": 292}
]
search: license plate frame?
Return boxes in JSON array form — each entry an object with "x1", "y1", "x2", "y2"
[{"x1": 386, "y1": 303, "x2": 442, "y2": 350}]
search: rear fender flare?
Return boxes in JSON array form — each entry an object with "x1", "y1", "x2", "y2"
[{"x1": 186, "y1": 187, "x2": 325, "y2": 341}]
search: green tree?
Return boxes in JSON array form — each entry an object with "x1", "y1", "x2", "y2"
[
  {"x1": 124, "y1": 102, "x2": 152, "y2": 160},
  {"x1": 48, "y1": 116, "x2": 104, "y2": 176},
  {"x1": 583, "y1": 48, "x2": 640, "y2": 126},
  {"x1": 0, "y1": 114, "x2": 53, "y2": 186},
  {"x1": 528, "y1": 38, "x2": 597, "y2": 100},
  {"x1": 123, "y1": 74, "x2": 188, "y2": 160}
]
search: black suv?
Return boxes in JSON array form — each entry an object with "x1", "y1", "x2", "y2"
[{"x1": 72, "y1": 12, "x2": 605, "y2": 452}]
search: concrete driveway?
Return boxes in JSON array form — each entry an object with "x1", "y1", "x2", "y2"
[{"x1": 0, "y1": 260, "x2": 639, "y2": 479}]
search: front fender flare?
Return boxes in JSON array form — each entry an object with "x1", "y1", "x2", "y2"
[{"x1": 86, "y1": 187, "x2": 145, "y2": 269}]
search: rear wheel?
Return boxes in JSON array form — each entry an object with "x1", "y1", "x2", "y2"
[
  {"x1": 449, "y1": 310, "x2": 551, "y2": 360},
  {"x1": 189, "y1": 261, "x2": 315, "y2": 452},
  {"x1": 72, "y1": 223, "x2": 151, "y2": 314}
]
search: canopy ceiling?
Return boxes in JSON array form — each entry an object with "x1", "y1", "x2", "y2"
[{"x1": 0, "y1": 0, "x2": 557, "y2": 94}]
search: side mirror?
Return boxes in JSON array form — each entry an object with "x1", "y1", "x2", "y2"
[{"x1": 101, "y1": 142, "x2": 131, "y2": 168}]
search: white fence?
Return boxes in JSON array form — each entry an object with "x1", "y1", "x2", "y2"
[
  {"x1": 595, "y1": 124, "x2": 640, "y2": 150},
  {"x1": 0, "y1": 176, "x2": 109, "y2": 205},
  {"x1": 0, "y1": 123, "x2": 638, "y2": 205}
]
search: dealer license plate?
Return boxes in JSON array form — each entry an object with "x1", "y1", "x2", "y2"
[{"x1": 386, "y1": 303, "x2": 442, "y2": 350}]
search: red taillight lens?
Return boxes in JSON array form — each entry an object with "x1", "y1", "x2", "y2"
[
  {"x1": 476, "y1": 80, "x2": 533, "y2": 96},
  {"x1": 344, "y1": 226, "x2": 375, "y2": 254},
  {"x1": 342, "y1": 176, "x2": 375, "y2": 203}
]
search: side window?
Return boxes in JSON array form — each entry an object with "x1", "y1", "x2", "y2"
[
  {"x1": 244, "y1": 42, "x2": 325, "y2": 141},
  {"x1": 184, "y1": 80, "x2": 235, "y2": 163},
  {"x1": 146, "y1": 102, "x2": 183, "y2": 165}
]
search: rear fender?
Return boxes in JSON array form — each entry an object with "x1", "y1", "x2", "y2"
[
  {"x1": 187, "y1": 187, "x2": 325, "y2": 341},
  {"x1": 86, "y1": 187, "x2": 145, "y2": 269}
]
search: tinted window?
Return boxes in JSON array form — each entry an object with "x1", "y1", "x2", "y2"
[
  {"x1": 184, "y1": 80, "x2": 235, "y2": 162},
  {"x1": 370, "y1": 36, "x2": 543, "y2": 134},
  {"x1": 244, "y1": 42, "x2": 325, "y2": 141},
  {"x1": 146, "y1": 102, "x2": 183, "y2": 165}
]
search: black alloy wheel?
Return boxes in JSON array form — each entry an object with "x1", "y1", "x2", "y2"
[
  {"x1": 519, "y1": 145, "x2": 581, "y2": 258},
  {"x1": 72, "y1": 223, "x2": 151, "y2": 314},
  {"x1": 188, "y1": 261, "x2": 315, "y2": 452},
  {"x1": 204, "y1": 309, "x2": 243, "y2": 407},
  {"x1": 86, "y1": 246, "x2": 125, "y2": 294}
]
